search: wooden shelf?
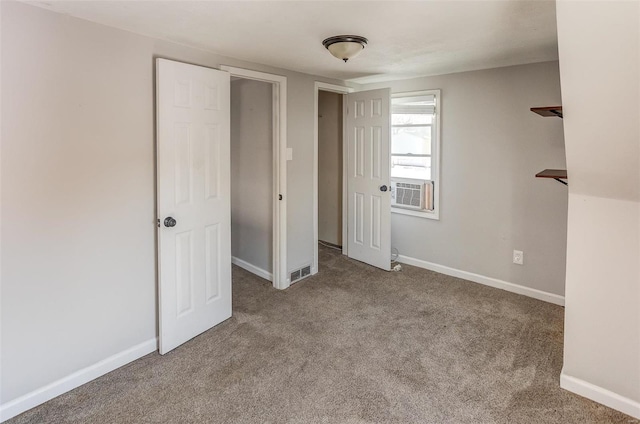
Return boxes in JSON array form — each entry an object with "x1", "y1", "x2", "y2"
[
  {"x1": 530, "y1": 106, "x2": 563, "y2": 118},
  {"x1": 532, "y1": 106, "x2": 566, "y2": 185},
  {"x1": 536, "y1": 169, "x2": 567, "y2": 179},
  {"x1": 536, "y1": 169, "x2": 568, "y2": 185}
]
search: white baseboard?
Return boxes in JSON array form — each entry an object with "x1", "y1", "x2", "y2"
[
  {"x1": 232, "y1": 256, "x2": 273, "y2": 282},
  {"x1": 561, "y1": 371, "x2": 640, "y2": 419},
  {"x1": 0, "y1": 338, "x2": 157, "y2": 423},
  {"x1": 397, "y1": 255, "x2": 565, "y2": 306}
]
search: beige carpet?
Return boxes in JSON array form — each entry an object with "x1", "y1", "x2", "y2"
[{"x1": 8, "y1": 245, "x2": 637, "y2": 423}]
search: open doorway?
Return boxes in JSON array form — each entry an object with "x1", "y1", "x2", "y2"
[
  {"x1": 222, "y1": 66, "x2": 288, "y2": 289},
  {"x1": 230, "y1": 78, "x2": 273, "y2": 282},
  {"x1": 313, "y1": 83, "x2": 353, "y2": 274},
  {"x1": 317, "y1": 91, "x2": 343, "y2": 251}
]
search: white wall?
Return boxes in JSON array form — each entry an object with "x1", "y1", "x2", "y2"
[
  {"x1": 231, "y1": 79, "x2": 273, "y2": 274},
  {"x1": 317, "y1": 91, "x2": 343, "y2": 246},
  {"x1": 556, "y1": 0, "x2": 640, "y2": 418},
  {"x1": 363, "y1": 61, "x2": 568, "y2": 297},
  {"x1": 0, "y1": 1, "x2": 348, "y2": 414}
]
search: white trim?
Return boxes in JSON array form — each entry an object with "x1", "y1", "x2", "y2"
[
  {"x1": 315, "y1": 82, "x2": 355, "y2": 95},
  {"x1": 392, "y1": 207, "x2": 439, "y2": 220},
  {"x1": 313, "y1": 82, "x2": 354, "y2": 275},
  {"x1": 0, "y1": 338, "x2": 157, "y2": 423},
  {"x1": 0, "y1": 6, "x2": 3, "y2": 420},
  {"x1": 221, "y1": 65, "x2": 288, "y2": 290},
  {"x1": 232, "y1": 256, "x2": 273, "y2": 282},
  {"x1": 397, "y1": 254, "x2": 565, "y2": 306},
  {"x1": 560, "y1": 371, "x2": 640, "y2": 419},
  {"x1": 341, "y1": 96, "x2": 348, "y2": 257}
]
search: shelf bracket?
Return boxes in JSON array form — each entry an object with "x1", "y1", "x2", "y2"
[
  {"x1": 554, "y1": 178, "x2": 568, "y2": 186},
  {"x1": 549, "y1": 109, "x2": 563, "y2": 119}
]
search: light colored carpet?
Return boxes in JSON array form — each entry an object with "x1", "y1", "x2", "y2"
[{"x1": 8, "y1": 245, "x2": 637, "y2": 423}]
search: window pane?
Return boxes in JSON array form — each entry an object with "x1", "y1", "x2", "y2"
[
  {"x1": 391, "y1": 156, "x2": 431, "y2": 180},
  {"x1": 391, "y1": 126, "x2": 431, "y2": 155},
  {"x1": 392, "y1": 113, "x2": 433, "y2": 126}
]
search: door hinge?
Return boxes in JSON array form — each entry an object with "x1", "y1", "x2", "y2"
[
  {"x1": 157, "y1": 219, "x2": 160, "y2": 228},
  {"x1": 279, "y1": 194, "x2": 283, "y2": 201}
]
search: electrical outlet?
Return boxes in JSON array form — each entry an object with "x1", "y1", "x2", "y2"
[{"x1": 513, "y1": 250, "x2": 524, "y2": 265}]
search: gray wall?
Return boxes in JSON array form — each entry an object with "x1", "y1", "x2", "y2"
[
  {"x1": 557, "y1": 0, "x2": 639, "y2": 410},
  {"x1": 317, "y1": 91, "x2": 343, "y2": 246},
  {"x1": 363, "y1": 61, "x2": 567, "y2": 296},
  {"x1": 0, "y1": 1, "x2": 347, "y2": 405},
  {"x1": 231, "y1": 79, "x2": 273, "y2": 274}
]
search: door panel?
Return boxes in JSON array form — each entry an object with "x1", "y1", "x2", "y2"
[
  {"x1": 346, "y1": 89, "x2": 391, "y2": 270},
  {"x1": 354, "y1": 192, "x2": 365, "y2": 245},
  {"x1": 156, "y1": 58, "x2": 231, "y2": 355}
]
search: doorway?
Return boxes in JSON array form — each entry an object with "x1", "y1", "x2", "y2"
[
  {"x1": 314, "y1": 84, "x2": 393, "y2": 273},
  {"x1": 156, "y1": 61, "x2": 288, "y2": 356},
  {"x1": 317, "y1": 90, "x2": 343, "y2": 251},
  {"x1": 221, "y1": 66, "x2": 288, "y2": 289},
  {"x1": 230, "y1": 78, "x2": 273, "y2": 282},
  {"x1": 313, "y1": 83, "x2": 353, "y2": 274}
]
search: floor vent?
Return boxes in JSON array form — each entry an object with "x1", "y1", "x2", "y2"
[
  {"x1": 290, "y1": 269, "x2": 301, "y2": 282},
  {"x1": 301, "y1": 265, "x2": 311, "y2": 278},
  {"x1": 290, "y1": 265, "x2": 312, "y2": 284}
]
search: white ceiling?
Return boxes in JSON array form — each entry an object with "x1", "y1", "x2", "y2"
[{"x1": 27, "y1": 0, "x2": 559, "y2": 83}]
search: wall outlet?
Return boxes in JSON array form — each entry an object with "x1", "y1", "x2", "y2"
[{"x1": 513, "y1": 250, "x2": 524, "y2": 265}]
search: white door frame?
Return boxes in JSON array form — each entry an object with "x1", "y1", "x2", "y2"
[
  {"x1": 313, "y1": 82, "x2": 354, "y2": 275},
  {"x1": 221, "y1": 65, "x2": 288, "y2": 290}
]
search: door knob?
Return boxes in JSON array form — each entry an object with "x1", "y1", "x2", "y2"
[
  {"x1": 164, "y1": 217, "x2": 177, "y2": 228},
  {"x1": 380, "y1": 185, "x2": 388, "y2": 192}
]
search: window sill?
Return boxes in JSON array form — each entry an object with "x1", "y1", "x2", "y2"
[{"x1": 391, "y1": 206, "x2": 439, "y2": 220}]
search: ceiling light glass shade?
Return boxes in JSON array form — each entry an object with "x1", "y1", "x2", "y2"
[{"x1": 322, "y1": 35, "x2": 368, "y2": 62}]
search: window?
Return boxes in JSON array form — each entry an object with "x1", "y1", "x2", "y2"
[{"x1": 391, "y1": 90, "x2": 441, "y2": 219}]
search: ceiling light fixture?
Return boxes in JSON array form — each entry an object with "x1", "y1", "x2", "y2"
[{"x1": 322, "y1": 35, "x2": 368, "y2": 62}]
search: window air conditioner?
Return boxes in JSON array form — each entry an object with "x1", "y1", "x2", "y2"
[{"x1": 390, "y1": 178, "x2": 433, "y2": 211}]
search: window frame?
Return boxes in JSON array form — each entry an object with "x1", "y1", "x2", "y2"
[{"x1": 390, "y1": 89, "x2": 441, "y2": 220}]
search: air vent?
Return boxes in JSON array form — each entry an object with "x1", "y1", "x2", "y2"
[
  {"x1": 290, "y1": 270, "x2": 301, "y2": 283},
  {"x1": 289, "y1": 264, "x2": 312, "y2": 284},
  {"x1": 301, "y1": 266, "x2": 311, "y2": 277}
]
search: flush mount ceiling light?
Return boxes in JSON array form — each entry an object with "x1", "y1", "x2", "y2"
[{"x1": 322, "y1": 35, "x2": 368, "y2": 62}]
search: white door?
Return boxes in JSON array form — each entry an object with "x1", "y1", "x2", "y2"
[
  {"x1": 345, "y1": 88, "x2": 392, "y2": 271},
  {"x1": 156, "y1": 59, "x2": 232, "y2": 355}
]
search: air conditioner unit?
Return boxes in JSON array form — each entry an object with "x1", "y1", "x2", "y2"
[{"x1": 391, "y1": 178, "x2": 433, "y2": 211}]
